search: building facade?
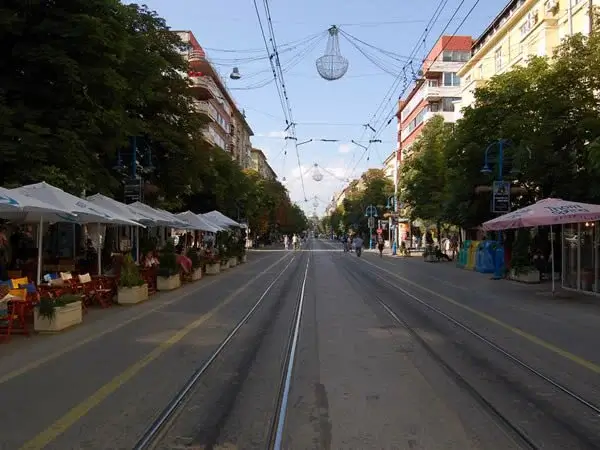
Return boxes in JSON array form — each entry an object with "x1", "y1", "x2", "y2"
[
  {"x1": 457, "y1": 0, "x2": 597, "y2": 114},
  {"x1": 397, "y1": 35, "x2": 472, "y2": 162},
  {"x1": 250, "y1": 148, "x2": 277, "y2": 180},
  {"x1": 175, "y1": 30, "x2": 254, "y2": 168}
]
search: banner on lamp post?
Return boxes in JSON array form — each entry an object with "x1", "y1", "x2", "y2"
[{"x1": 492, "y1": 181, "x2": 511, "y2": 213}]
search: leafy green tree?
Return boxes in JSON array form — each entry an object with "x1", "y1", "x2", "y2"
[
  {"x1": 443, "y1": 24, "x2": 600, "y2": 228},
  {"x1": 401, "y1": 115, "x2": 451, "y2": 224}
]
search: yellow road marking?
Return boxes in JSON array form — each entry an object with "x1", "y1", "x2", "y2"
[
  {"x1": 19, "y1": 253, "x2": 294, "y2": 450},
  {"x1": 0, "y1": 252, "x2": 277, "y2": 386},
  {"x1": 361, "y1": 256, "x2": 600, "y2": 375}
]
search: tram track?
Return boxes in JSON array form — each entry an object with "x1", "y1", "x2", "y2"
[
  {"x1": 341, "y1": 254, "x2": 600, "y2": 449},
  {"x1": 133, "y1": 248, "x2": 310, "y2": 450}
]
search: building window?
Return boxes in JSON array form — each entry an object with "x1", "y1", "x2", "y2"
[
  {"x1": 428, "y1": 79, "x2": 439, "y2": 87},
  {"x1": 494, "y1": 48, "x2": 503, "y2": 72},
  {"x1": 477, "y1": 64, "x2": 483, "y2": 79},
  {"x1": 442, "y1": 50, "x2": 471, "y2": 62},
  {"x1": 429, "y1": 102, "x2": 440, "y2": 112},
  {"x1": 443, "y1": 72, "x2": 460, "y2": 86},
  {"x1": 442, "y1": 97, "x2": 461, "y2": 112}
]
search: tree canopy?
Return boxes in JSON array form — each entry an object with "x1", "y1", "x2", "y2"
[
  {"x1": 329, "y1": 169, "x2": 393, "y2": 235},
  {"x1": 399, "y1": 22, "x2": 600, "y2": 229},
  {"x1": 0, "y1": 0, "x2": 305, "y2": 232}
]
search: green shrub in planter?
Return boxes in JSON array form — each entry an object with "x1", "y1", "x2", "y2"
[
  {"x1": 158, "y1": 240, "x2": 179, "y2": 277},
  {"x1": 37, "y1": 294, "x2": 82, "y2": 322},
  {"x1": 119, "y1": 254, "x2": 145, "y2": 288},
  {"x1": 186, "y1": 248, "x2": 201, "y2": 270}
]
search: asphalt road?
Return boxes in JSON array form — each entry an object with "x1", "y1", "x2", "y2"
[{"x1": 1, "y1": 238, "x2": 599, "y2": 449}]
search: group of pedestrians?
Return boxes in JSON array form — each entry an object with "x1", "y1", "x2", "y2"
[
  {"x1": 283, "y1": 234, "x2": 300, "y2": 251},
  {"x1": 341, "y1": 234, "x2": 365, "y2": 257}
]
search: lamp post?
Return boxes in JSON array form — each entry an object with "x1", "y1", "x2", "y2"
[
  {"x1": 386, "y1": 195, "x2": 398, "y2": 255},
  {"x1": 481, "y1": 139, "x2": 510, "y2": 280},
  {"x1": 364, "y1": 204, "x2": 378, "y2": 249}
]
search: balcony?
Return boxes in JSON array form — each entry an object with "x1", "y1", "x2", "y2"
[
  {"x1": 422, "y1": 84, "x2": 461, "y2": 100},
  {"x1": 194, "y1": 101, "x2": 217, "y2": 121},
  {"x1": 188, "y1": 73, "x2": 220, "y2": 100},
  {"x1": 426, "y1": 60, "x2": 465, "y2": 74},
  {"x1": 423, "y1": 111, "x2": 456, "y2": 123}
]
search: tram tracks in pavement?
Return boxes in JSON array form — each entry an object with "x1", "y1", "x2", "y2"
[
  {"x1": 133, "y1": 248, "x2": 311, "y2": 450},
  {"x1": 340, "y1": 254, "x2": 600, "y2": 449}
]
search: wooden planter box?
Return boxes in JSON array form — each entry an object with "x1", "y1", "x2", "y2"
[
  {"x1": 424, "y1": 254, "x2": 437, "y2": 263},
  {"x1": 228, "y1": 257, "x2": 238, "y2": 268},
  {"x1": 157, "y1": 274, "x2": 181, "y2": 291},
  {"x1": 191, "y1": 267, "x2": 202, "y2": 281},
  {"x1": 510, "y1": 269, "x2": 540, "y2": 284},
  {"x1": 117, "y1": 284, "x2": 149, "y2": 305},
  {"x1": 205, "y1": 263, "x2": 221, "y2": 275},
  {"x1": 34, "y1": 301, "x2": 83, "y2": 332},
  {"x1": 220, "y1": 262, "x2": 229, "y2": 271},
  {"x1": 240, "y1": 254, "x2": 247, "y2": 263}
]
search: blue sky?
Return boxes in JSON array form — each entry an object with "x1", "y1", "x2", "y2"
[{"x1": 135, "y1": 0, "x2": 507, "y2": 215}]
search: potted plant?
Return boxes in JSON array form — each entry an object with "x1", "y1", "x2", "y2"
[
  {"x1": 34, "y1": 294, "x2": 83, "y2": 332},
  {"x1": 157, "y1": 240, "x2": 182, "y2": 290},
  {"x1": 509, "y1": 229, "x2": 539, "y2": 283},
  {"x1": 218, "y1": 240, "x2": 230, "y2": 271},
  {"x1": 117, "y1": 254, "x2": 149, "y2": 304},
  {"x1": 205, "y1": 253, "x2": 221, "y2": 275},
  {"x1": 186, "y1": 248, "x2": 202, "y2": 281}
]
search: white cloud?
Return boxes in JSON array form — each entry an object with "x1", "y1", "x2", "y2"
[
  {"x1": 254, "y1": 130, "x2": 287, "y2": 139},
  {"x1": 338, "y1": 143, "x2": 351, "y2": 154}
]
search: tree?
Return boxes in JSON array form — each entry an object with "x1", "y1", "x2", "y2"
[
  {"x1": 333, "y1": 169, "x2": 392, "y2": 235},
  {"x1": 400, "y1": 115, "x2": 451, "y2": 224},
  {"x1": 441, "y1": 23, "x2": 600, "y2": 228}
]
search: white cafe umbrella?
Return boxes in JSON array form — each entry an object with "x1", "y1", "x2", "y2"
[
  {"x1": 176, "y1": 211, "x2": 223, "y2": 233},
  {"x1": 13, "y1": 183, "x2": 142, "y2": 226},
  {"x1": 203, "y1": 210, "x2": 241, "y2": 228},
  {"x1": 13, "y1": 183, "x2": 144, "y2": 279},
  {"x1": 0, "y1": 186, "x2": 78, "y2": 284}
]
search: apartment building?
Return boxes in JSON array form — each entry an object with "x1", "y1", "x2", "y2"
[
  {"x1": 396, "y1": 35, "x2": 472, "y2": 163},
  {"x1": 250, "y1": 148, "x2": 277, "y2": 180},
  {"x1": 457, "y1": 0, "x2": 596, "y2": 114},
  {"x1": 174, "y1": 30, "x2": 254, "y2": 168}
]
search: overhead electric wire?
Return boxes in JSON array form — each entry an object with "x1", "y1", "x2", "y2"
[
  {"x1": 345, "y1": 0, "x2": 481, "y2": 183},
  {"x1": 203, "y1": 31, "x2": 325, "y2": 54},
  {"x1": 370, "y1": 0, "x2": 480, "y2": 143},
  {"x1": 229, "y1": 33, "x2": 324, "y2": 90},
  {"x1": 252, "y1": 0, "x2": 307, "y2": 201}
]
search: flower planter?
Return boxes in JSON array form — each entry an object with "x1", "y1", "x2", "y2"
[
  {"x1": 157, "y1": 274, "x2": 181, "y2": 291},
  {"x1": 228, "y1": 257, "x2": 238, "y2": 268},
  {"x1": 118, "y1": 284, "x2": 149, "y2": 305},
  {"x1": 241, "y1": 254, "x2": 247, "y2": 263},
  {"x1": 191, "y1": 267, "x2": 202, "y2": 281},
  {"x1": 220, "y1": 262, "x2": 229, "y2": 271},
  {"x1": 509, "y1": 269, "x2": 540, "y2": 284},
  {"x1": 205, "y1": 263, "x2": 221, "y2": 275},
  {"x1": 34, "y1": 301, "x2": 83, "y2": 332}
]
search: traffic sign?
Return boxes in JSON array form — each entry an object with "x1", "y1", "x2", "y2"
[{"x1": 377, "y1": 228, "x2": 383, "y2": 235}]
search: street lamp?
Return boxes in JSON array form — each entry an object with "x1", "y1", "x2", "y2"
[
  {"x1": 481, "y1": 138, "x2": 511, "y2": 280},
  {"x1": 364, "y1": 204, "x2": 378, "y2": 249}
]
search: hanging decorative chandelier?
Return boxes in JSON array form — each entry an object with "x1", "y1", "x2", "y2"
[{"x1": 315, "y1": 26, "x2": 349, "y2": 81}]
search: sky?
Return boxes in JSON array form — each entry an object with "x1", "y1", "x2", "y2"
[{"x1": 134, "y1": 0, "x2": 508, "y2": 215}]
